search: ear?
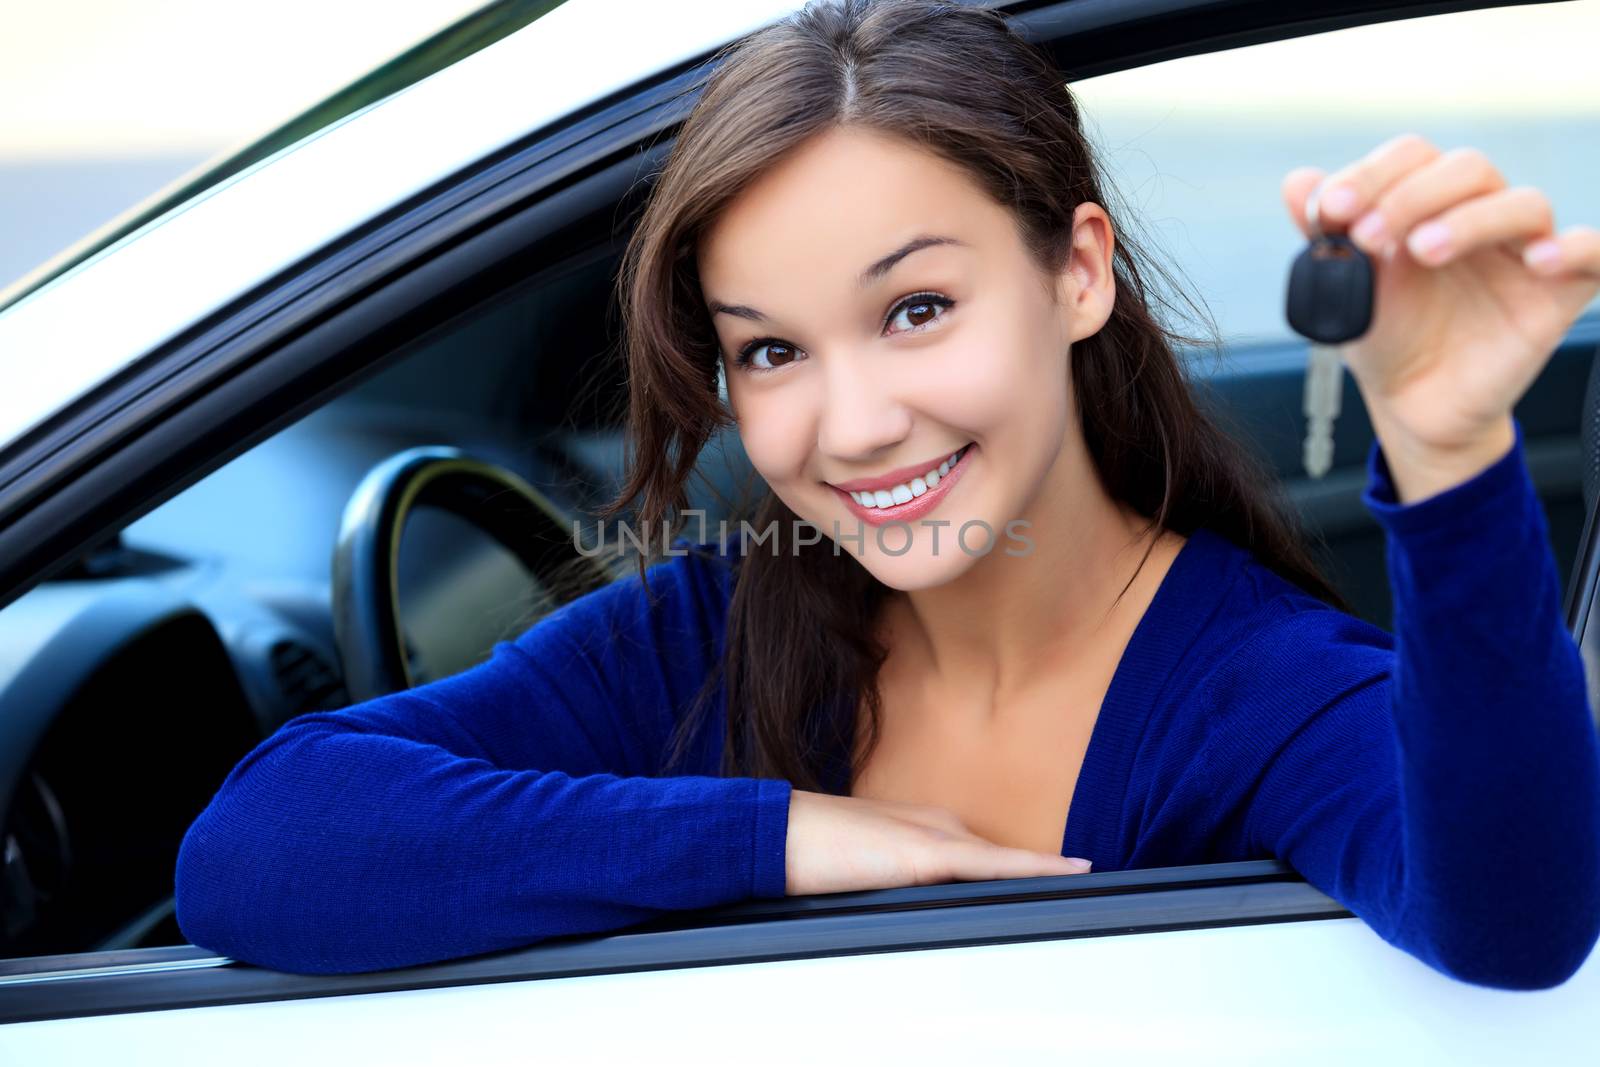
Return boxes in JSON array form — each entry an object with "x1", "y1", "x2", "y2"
[{"x1": 1054, "y1": 202, "x2": 1117, "y2": 343}]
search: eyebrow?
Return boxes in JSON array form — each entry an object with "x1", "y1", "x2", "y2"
[{"x1": 707, "y1": 234, "x2": 967, "y2": 323}]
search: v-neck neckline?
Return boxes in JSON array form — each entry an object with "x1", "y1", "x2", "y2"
[
  {"x1": 1058, "y1": 525, "x2": 1243, "y2": 863},
  {"x1": 814, "y1": 525, "x2": 1245, "y2": 861}
]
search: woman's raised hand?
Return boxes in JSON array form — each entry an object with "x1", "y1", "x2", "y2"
[
  {"x1": 784, "y1": 789, "x2": 1092, "y2": 897},
  {"x1": 1281, "y1": 133, "x2": 1600, "y2": 503}
]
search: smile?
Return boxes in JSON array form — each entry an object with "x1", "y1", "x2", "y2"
[{"x1": 828, "y1": 443, "x2": 974, "y2": 527}]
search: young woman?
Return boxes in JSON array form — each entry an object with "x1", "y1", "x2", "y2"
[{"x1": 175, "y1": 0, "x2": 1600, "y2": 985}]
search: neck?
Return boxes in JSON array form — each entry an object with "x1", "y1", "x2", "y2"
[{"x1": 882, "y1": 430, "x2": 1168, "y2": 715}]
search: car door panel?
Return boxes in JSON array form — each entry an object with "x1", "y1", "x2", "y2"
[{"x1": 4, "y1": 916, "x2": 1597, "y2": 1064}]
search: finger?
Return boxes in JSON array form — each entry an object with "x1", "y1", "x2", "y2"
[
  {"x1": 1346, "y1": 146, "x2": 1509, "y2": 260},
  {"x1": 1282, "y1": 166, "x2": 1327, "y2": 240},
  {"x1": 1315, "y1": 132, "x2": 1443, "y2": 228},
  {"x1": 1524, "y1": 224, "x2": 1600, "y2": 280},
  {"x1": 937, "y1": 841, "x2": 1091, "y2": 884},
  {"x1": 1393, "y1": 185, "x2": 1555, "y2": 267}
]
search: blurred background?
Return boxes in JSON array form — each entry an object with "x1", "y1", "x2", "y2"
[
  {"x1": 0, "y1": 0, "x2": 487, "y2": 293},
  {"x1": 1068, "y1": 0, "x2": 1600, "y2": 341}
]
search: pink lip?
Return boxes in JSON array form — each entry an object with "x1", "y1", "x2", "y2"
[
  {"x1": 828, "y1": 444, "x2": 971, "y2": 493},
  {"x1": 831, "y1": 444, "x2": 974, "y2": 527}
]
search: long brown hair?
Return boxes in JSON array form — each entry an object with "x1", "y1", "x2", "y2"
[{"x1": 598, "y1": 0, "x2": 1350, "y2": 792}]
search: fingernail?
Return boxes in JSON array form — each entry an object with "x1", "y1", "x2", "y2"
[
  {"x1": 1064, "y1": 857, "x2": 1092, "y2": 872},
  {"x1": 1408, "y1": 222, "x2": 1451, "y2": 262},
  {"x1": 1526, "y1": 239, "x2": 1562, "y2": 271},
  {"x1": 1322, "y1": 184, "x2": 1358, "y2": 220},
  {"x1": 1350, "y1": 211, "x2": 1387, "y2": 252}
]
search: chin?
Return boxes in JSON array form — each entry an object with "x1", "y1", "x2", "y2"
[
  {"x1": 858, "y1": 546, "x2": 978, "y2": 591},
  {"x1": 811, "y1": 485, "x2": 1021, "y2": 590}
]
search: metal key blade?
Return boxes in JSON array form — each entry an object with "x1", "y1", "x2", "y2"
[{"x1": 1302, "y1": 342, "x2": 1343, "y2": 479}]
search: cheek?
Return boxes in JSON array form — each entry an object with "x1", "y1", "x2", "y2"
[
  {"x1": 731, "y1": 388, "x2": 812, "y2": 480},
  {"x1": 922, "y1": 325, "x2": 1063, "y2": 428}
]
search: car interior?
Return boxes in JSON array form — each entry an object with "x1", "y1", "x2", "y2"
[{"x1": 2, "y1": 0, "x2": 1599, "y2": 975}]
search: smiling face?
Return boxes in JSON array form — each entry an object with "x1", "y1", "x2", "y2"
[{"x1": 696, "y1": 125, "x2": 1115, "y2": 590}]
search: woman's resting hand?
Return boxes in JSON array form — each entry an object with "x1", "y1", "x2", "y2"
[{"x1": 784, "y1": 789, "x2": 1092, "y2": 896}]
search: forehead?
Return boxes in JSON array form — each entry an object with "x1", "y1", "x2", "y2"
[{"x1": 697, "y1": 126, "x2": 1003, "y2": 287}]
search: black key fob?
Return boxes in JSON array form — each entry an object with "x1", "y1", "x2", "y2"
[{"x1": 1287, "y1": 234, "x2": 1375, "y2": 344}]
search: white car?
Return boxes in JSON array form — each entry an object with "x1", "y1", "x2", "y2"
[{"x1": 1, "y1": 0, "x2": 1598, "y2": 1062}]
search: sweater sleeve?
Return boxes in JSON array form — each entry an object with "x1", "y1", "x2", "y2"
[
  {"x1": 1240, "y1": 416, "x2": 1600, "y2": 989},
  {"x1": 174, "y1": 543, "x2": 793, "y2": 975}
]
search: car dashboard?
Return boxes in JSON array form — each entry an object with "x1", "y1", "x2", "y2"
[{"x1": 0, "y1": 569, "x2": 276, "y2": 958}]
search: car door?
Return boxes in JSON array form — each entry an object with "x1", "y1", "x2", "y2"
[{"x1": 2, "y1": 1, "x2": 1598, "y2": 1063}]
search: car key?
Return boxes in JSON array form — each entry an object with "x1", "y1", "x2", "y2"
[
  {"x1": 1301, "y1": 336, "x2": 1344, "y2": 479},
  {"x1": 1285, "y1": 189, "x2": 1375, "y2": 478}
]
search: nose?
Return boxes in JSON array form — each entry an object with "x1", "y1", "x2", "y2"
[{"x1": 815, "y1": 347, "x2": 913, "y2": 463}]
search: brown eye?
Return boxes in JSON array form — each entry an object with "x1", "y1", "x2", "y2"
[
  {"x1": 738, "y1": 340, "x2": 801, "y2": 372},
  {"x1": 886, "y1": 293, "x2": 955, "y2": 335}
]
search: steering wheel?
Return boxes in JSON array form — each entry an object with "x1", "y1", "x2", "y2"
[{"x1": 332, "y1": 447, "x2": 614, "y2": 703}]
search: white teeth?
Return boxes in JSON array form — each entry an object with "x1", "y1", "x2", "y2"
[{"x1": 845, "y1": 445, "x2": 968, "y2": 509}]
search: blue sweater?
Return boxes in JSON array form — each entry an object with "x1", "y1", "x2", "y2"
[{"x1": 175, "y1": 417, "x2": 1600, "y2": 986}]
